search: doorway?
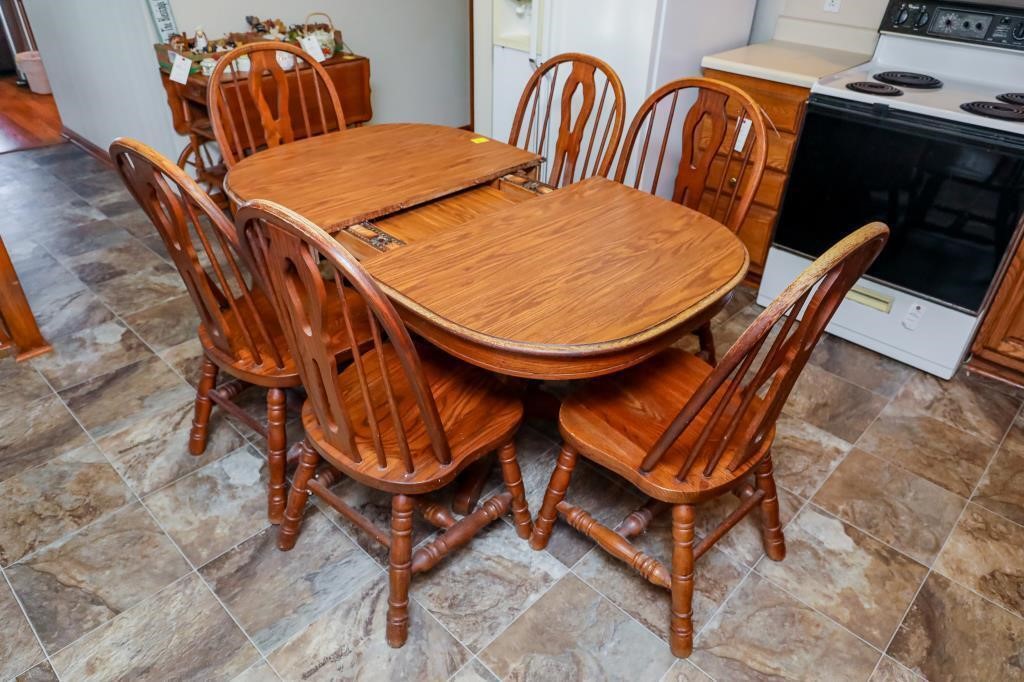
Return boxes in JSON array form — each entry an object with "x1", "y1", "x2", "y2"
[{"x1": 0, "y1": 0, "x2": 61, "y2": 153}]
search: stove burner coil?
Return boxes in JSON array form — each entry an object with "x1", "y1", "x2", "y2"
[
  {"x1": 846, "y1": 81, "x2": 904, "y2": 96},
  {"x1": 960, "y1": 101, "x2": 1024, "y2": 122},
  {"x1": 997, "y1": 93, "x2": 1024, "y2": 106},
  {"x1": 873, "y1": 71, "x2": 943, "y2": 89}
]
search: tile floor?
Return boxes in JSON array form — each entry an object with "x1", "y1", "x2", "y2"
[{"x1": 1, "y1": 143, "x2": 1023, "y2": 681}]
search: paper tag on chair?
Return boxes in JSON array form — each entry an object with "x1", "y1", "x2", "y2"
[
  {"x1": 169, "y1": 51, "x2": 192, "y2": 84},
  {"x1": 734, "y1": 117, "x2": 753, "y2": 152},
  {"x1": 300, "y1": 35, "x2": 326, "y2": 62}
]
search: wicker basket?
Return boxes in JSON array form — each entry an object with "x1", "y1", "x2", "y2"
[{"x1": 303, "y1": 12, "x2": 339, "y2": 58}]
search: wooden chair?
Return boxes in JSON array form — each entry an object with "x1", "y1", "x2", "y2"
[
  {"x1": 529, "y1": 223, "x2": 889, "y2": 658},
  {"x1": 208, "y1": 41, "x2": 346, "y2": 168},
  {"x1": 234, "y1": 199, "x2": 534, "y2": 648},
  {"x1": 109, "y1": 137, "x2": 370, "y2": 525},
  {"x1": 509, "y1": 52, "x2": 626, "y2": 188},
  {"x1": 616, "y1": 78, "x2": 769, "y2": 364}
]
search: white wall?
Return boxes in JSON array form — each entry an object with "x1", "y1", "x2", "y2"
[
  {"x1": 23, "y1": 0, "x2": 471, "y2": 161},
  {"x1": 169, "y1": 0, "x2": 470, "y2": 126},
  {"x1": 24, "y1": 0, "x2": 182, "y2": 160}
]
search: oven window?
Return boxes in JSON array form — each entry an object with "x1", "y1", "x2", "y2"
[{"x1": 774, "y1": 98, "x2": 1024, "y2": 312}]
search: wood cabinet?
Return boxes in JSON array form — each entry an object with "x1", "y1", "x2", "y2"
[
  {"x1": 969, "y1": 237, "x2": 1024, "y2": 386},
  {"x1": 701, "y1": 68, "x2": 809, "y2": 281}
]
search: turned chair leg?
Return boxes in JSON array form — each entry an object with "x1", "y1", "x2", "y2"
[
  {"x1": 497, "y1": 440, "x2": 533, "y2": 539},
  {"x1": 529, "y1": 444, "x2": 578, "y2": 550},
  {"x1": 755, "y1": 455, "x2": 786, "y2": 561},
  {"x1": 277, "y1": 440, "x2": 320, "y2": 551},
  {"x1": 670, "y1": 504, "x2": 696, "y2": 658},
  {"x1": 696, "y1": 322, "x2": 717, "y2": 366},
  {"x1": 189, "y1": 357, "x2": 219, "y2": 455},
  {"x1": 266, "y1": 388, "x2": 288, "y2": 525},
  {"x1": 387, "y1": 494, "x2": 415, "y2": 648}
]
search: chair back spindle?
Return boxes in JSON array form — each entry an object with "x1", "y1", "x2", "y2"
[
  {"x1": 209, "y1": 42, "x2": 346, "y2": 168},
  {"x1": 236, "y1": 200, "x2": 452, "y2": 472},
  {"x1": 641, "y1": 223, "x2": 889, "y2": 480},
  {"x1": 508, "y1": 52, "x2": 626, "y2": 188},
  {"x1": 110, "y1": 138, "x2": 286, "y2": 372},
  {"x1": 616, "y1": 78, "x2": 768, "y2": 233}
]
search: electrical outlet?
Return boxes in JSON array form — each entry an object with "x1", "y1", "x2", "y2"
[{"x1": 824, "y1": 0, "x2": 841, "y2": 12}]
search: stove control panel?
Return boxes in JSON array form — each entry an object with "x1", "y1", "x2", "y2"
[{"x1": 883, "y1": 1, "x2": 1024, "y2": 51}]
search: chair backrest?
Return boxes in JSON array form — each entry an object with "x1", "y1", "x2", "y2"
[
  {"x1": 642, "y1": 222, "x2": 889, "y2": 480},
  {"x1": 109, "y1": 137, "x2": 285, "y2": 372},
  {"x1": 234, "y1": 199, "x2": 452, "y2": 472},
  {"x1": 208, "y1": 41, "x2": 346, "y2": 168},
  {"x1": 508, "y1": 52, "x2": 626, "y2": 188},
  {"x1": 615, "y1": 78, "x2": 768, "y2": 233}
]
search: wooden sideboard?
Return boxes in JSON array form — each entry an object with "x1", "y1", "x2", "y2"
[
  {"x1": 160, "y1": 54, "x2": 372, "y2": 200},
  {"x1": 969, "y1": 232, "x2": 1024, "y2": 386},
  {"x1": 701, "y1": 68, "x2": 808, "y2": 281}
]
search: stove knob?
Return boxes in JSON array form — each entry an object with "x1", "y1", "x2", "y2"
[
  {"x1": 896, "y1": 8, "x2": 910, "y2": 25},
  {"x1": 916, "y1": 11, "x2": 930, "y2": 27},
  {"x1": 1014, "y1": 22, "x2": 1024, "y2": 41}
]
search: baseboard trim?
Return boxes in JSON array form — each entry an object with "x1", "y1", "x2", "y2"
[{"x1": 61, "y1": 126, "x2": 113, "y2": 168}]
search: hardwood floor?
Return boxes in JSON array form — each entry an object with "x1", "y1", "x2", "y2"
[{"x1": 0, "y1": 75, "x2": 62, "y2": 154}]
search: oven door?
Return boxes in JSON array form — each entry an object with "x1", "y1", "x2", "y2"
[{"x1": 774, "y1": 95, "x2": 1024, "y2": 314}]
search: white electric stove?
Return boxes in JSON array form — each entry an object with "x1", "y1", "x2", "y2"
[{"x1": 758, "y1": 0, "x2": 1024, "y2": 379}]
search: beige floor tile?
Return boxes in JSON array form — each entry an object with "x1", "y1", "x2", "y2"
[
  {"x1": 480, "y1": 574, "x2": 676, "y2": 681},
  {"x1": 59, "y1": 355, "x2": 193, "y2": 439},
  {"x1": 0, "y1": 577, "x2": 44, "y2": 679},
  {"x1": 231, "y1": 660, "x2": 280, "y2": 682},
  {"x1": 96, "y1": 396, "x2": 245, "y2": 497},
  {"x1": 757, "y1": 505, "x2": 928, "y2": 648},
  {"x1": 145, "y1": 446, "x2": 270, "y2": 567},
  {"x1": 810, "y1": 334, "x2": 915, "y2": 398},
  {"x1": 89, "y1": 262, "x2": 187, "y2": 316},
  {"x1": 858, "y1": 403, "x2": 998, "y2": 497},
  {"x1": 200, "y1": 510, "x2": 379, "y2": 654},
  {"x1": 50, "y1": 573, "x2": 258, "y2": 680},
  {"x1": 783, "y1": 363, "x2": 889, "y2": 442},
  {"x1": 814, "y1": 449, "x2": 966, "y2": 564},
  {"x1": 13, "y1": 659, "x2": 59, "y2": 682},
  {"x1": 412, "y1": 520, "x2": 567, "y2": 652},
  {"x1": 888, "y1": 572, "x2": 1024, "y2": 681},
  {"x1": 0, "y1": 394, "x2": 91, "y2": 483},
  {"x1": 771, "y1": 415, "x2": 852, "y2": 498},
  {"x1": 5, "y1": 502, "x2": 190, "y2": 652},
  {"x1": 891, "y1": 371, "x2": 1020, "y2": 443},
  {"x1": 973, "y1": 416, "x2": 1024, "y2": 526},
  {"x1": 32, "y1": 319, "x2": 151, "y2": 391},
  {"x1": 934, "y1": 502, "x2": 1024, "y2": 618},
  {"x1": 122, "y1": 294, "x2": 200, "y2": 352},
  {"x1": 64, "y1": 238, "x2": 167, "y2": 286},
  {"x1": 450, "y1": 658, "x2": 499, "y2": 682},
  {"x1": 690, "y1": 573, "x2": 880, "y2": 680},
  {"x1": 870, "y1": 655, "x2": 926, "y2": 681},
  {"x1": 269, "y1": 575, "x2": 471, "y2": 681},
  {"x1": 693, "y1": 483, "x2": 803, "y2": 567},
  {"x1": 0, "y1": 358, "x2": 50, "y2": 412},
  {"x1": 0, "y1": 445, "x2": 132, "y2": 566}
]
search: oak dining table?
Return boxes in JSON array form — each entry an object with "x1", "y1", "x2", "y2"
[{"x1": 224, "y1": 122, "x2": 750, "y2": 509}]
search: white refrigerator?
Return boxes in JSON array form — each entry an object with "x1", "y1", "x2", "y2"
[{"x1": 473, "y1": 0, "x2": 758, "y2": 145}]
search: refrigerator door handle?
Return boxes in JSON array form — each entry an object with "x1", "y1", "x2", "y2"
[{"x1": 528, "y1": 0, "x2": 542, "y2": 69}]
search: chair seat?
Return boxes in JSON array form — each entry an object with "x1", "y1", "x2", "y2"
[
  {"x1": 559, "y1": 348, "x2": 773, "y2": 503},
  {"x1": 199, "y1": 284, "x2": 371, "y2": 387},
  {"x1": 303, "y1": 343, "x2": 523, "y2": 493}
]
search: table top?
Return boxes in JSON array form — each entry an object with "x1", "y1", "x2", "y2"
[
  {"x1": 366, "y1": 176, "x2": 749, "y2": 358},
  {"x1": 223, "y1": 123, "x2": 541, "y2": 232}
]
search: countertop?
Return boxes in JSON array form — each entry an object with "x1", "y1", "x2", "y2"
[{"x1": 701, "y1": 40, "x2": 872, "y2": 89}]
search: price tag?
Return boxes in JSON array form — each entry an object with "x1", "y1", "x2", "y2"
[
  {"x1": 168, "y1": 51, "x2": 191, "y2": 84},
  {"x1": 300, "y1": 35, "x2": 326, "y2": 62},
  {"x1": 734, "y1": 117, "x2": 753, "y2": 152}
]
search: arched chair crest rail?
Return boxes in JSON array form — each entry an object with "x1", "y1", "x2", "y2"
[
  {"x1": 616, "y1": 77, "x2": 770, "y2": 365},
  {"x1": 109, "y1": 137, "x2": 369, "y2": 525},
  {"x1": 234, "y1": 199, "x2": 534, "y2": 648},
  {"x1": 208, "y1": 41, "x2": 346, "y2": 168},
  {"x1": 529, "y1": 222, "x2": 889, "y2": 658},
  {"x1": 508, "y1": 52, "x2": 626, "y2": 188}
]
